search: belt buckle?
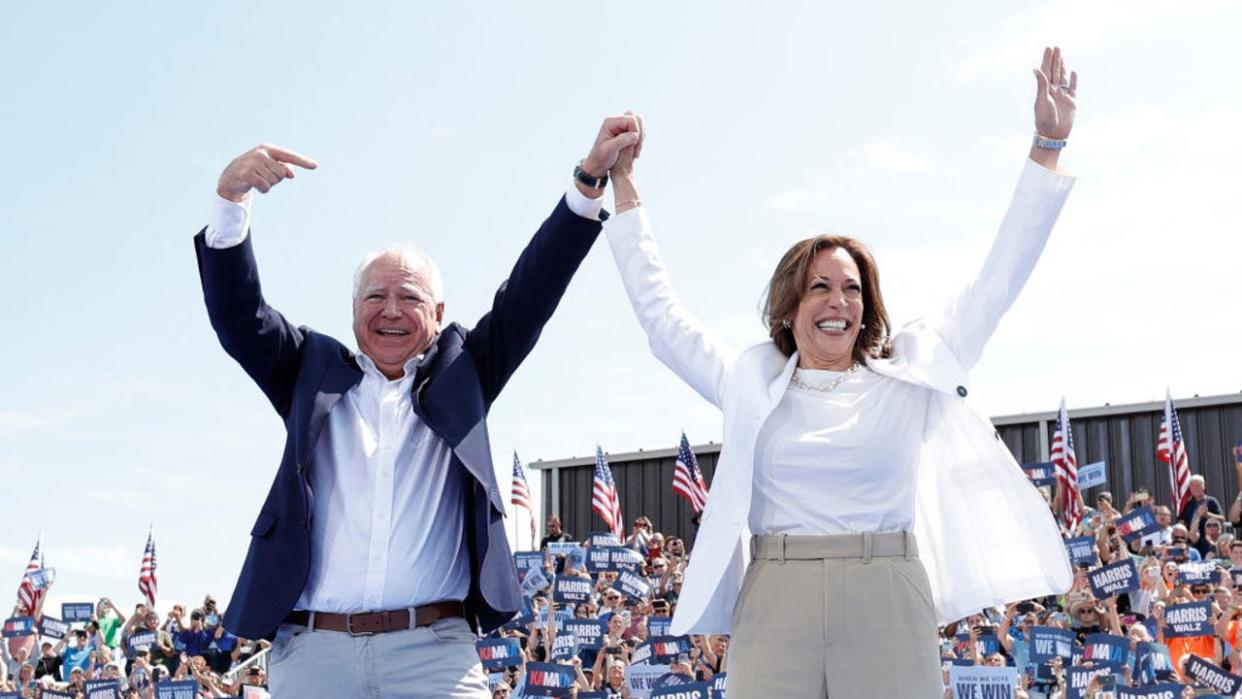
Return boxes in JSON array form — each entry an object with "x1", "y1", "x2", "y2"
[{"x1": 345, "y1": 611, "x2": 376, "y2": 637}]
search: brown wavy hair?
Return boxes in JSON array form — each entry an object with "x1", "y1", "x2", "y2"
[{"x1": 763, "y1": 234, "x2": 892, "y2": 362}]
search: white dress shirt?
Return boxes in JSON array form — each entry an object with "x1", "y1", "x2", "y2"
[
  {"x1": 205, "y1": 183, "x2": 602, "y2": 613},
  {"x1": 750, "y1": 366, "x2": 930, "y2": 535}
]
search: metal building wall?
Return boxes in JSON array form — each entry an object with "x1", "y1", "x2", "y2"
[{"x1": 534, "y1": 394, "x2": 1242, "y2": 541}]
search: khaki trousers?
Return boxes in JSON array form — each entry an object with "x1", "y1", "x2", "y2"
[{"x1": 726, "y1": 532, "x2": 943, "y2": 698}]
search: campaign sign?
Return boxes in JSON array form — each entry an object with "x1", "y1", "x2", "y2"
[
  {"x1": 128, "y1": 630, "x2": 158, "y2": 655},
  {"x1": 955, "y1": 629, "x2": 1000, "y2": 657},
  {"x1": 1136, "y1": 643, "x2": 1176, "y2": 685},
  {"x1": 579, "y1": 694, "x2": 609, "y2": 699},
  {"x1": 1, "y1": 616, "x2": 35, "y2": 638},
  {"x1": 1184, "y1": 654, "x2": 1242, "y2": 695},
  {"x1": 1077, "y1": 461, "x2": 1108, "y2": 489},
  {"x1": 1023, "y1": 462, "x2": 1056, "y2": 488},
  {"x1": 1082, "y1": 633, "x2": 1128, "y2": 666},
  {"x1": 949, "y1": 665, "x2": 1018, "y2": 699},
  {"x1": 63, "y1": 602, "x2": 95, "y2": 622},
  {"x1": 1066, "y1": 666, "x2": 1113, "y2": 699},
  {"x1": 85, "y1": 679, "x2": 121, "y2": 699},
  {"x1": 1118, "y1": 685, "x2": 1187, "y2": 698},
  {"x1": 589, "y1": 531, "x2": 623, "y2": 547},
  {"x1": 1163, "y1": 600, "x2": 1214, "y2": 638},
  {"x1": 1178, "y1": 561, "x2": 1221, "y2": 585},
  {"x1": 631, "y1": 640, "x2": 655, "y2": 666},
  {"x1": 565, "y1": 546, "x2": 587, "y2": 572},
  {"x1": 713, "y1": 674, "x2": 727, "y2": 698},
  {"x1": 553, "y1": 576, "x2": 593, "y2": 604},
  {"x1": 1116, "y1": 506, "x2": 1160, "y2": 544},
  {"x1": 1029, "y1": 627, "x2": 1077, "y2": 663},
  {"x1": 39, "y1": 615, "x2": 69, "y2": 640},
  {"x1": 1088, "y1": 559, "x2": 1140, "y2": 599},
  {"x1": 626, "y1": 663, "x2": 673, "y2": 699},
  {"x1": 29, "y1": 568, "x2": 54, "y2": 590},
  {"x1": 651, "y1": 681, "x2": 710, "y2": 699},
  {"x1": 550, "y1": 632, "x2": 579, "y2": 662},
  {"x1": 515, "y1": 552, "x2": 547, "y2": 582},
  {"x1": 155, "y1": 681, "x2": 199, "y2": 699},
  {"x1": 547, "y1": 542, "x2": 578, "y2": 557},
  {"x1": 647, "y1": 616, "x2": 673, "y2": 637},
  {"x1": 0, "y1": 692, "x2": 21, "y2": 699},
  {"x1": 611, "y1": 547, "x2": 646, "y2": 571},
  {"x1": 617, "y1": 570, "x2": 652, "y2": 602},
  {"x1": 1065, "y1": 536, "x2": 1099, "y2": 567},
  {"x1": 476, "y1": 637, "x2": 522, "y2": 670},
  {"x1": 41, "y1": 692, "x2": 74, "y2": 699},
  {"x1": 564, "y1": 619, "x2": 606, "y2": 650},
  {"x1": 521, "y1": 567, "x2": 553, "y2": 598},
  {"x1": 587, "y1": 545, "x2": 614, "y2": 573},
  {"x1": 1231, "y1": 569, "x2": 1242, "y2": 588},
  {"x1": 503, "y1": 601, "x2": 535, "y2": 632},
  {"x1": 647, "y1": 636, "x2": 692, "y2": 664},
  {"x1": 525, "y1": 662, "x2": 577, "y2": 697}
]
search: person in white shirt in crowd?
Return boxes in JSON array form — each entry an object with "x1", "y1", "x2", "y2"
[{"x1": 597, "y1": 46, "x2": 1078, "y2": 697}]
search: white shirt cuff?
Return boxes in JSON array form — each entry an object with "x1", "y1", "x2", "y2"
[
  {"x1": 564, "y1": 182, "x2": 605, "y2": 221},
  {"x1": 205, "y1": 194, "x2": 252, "y2": 249}
]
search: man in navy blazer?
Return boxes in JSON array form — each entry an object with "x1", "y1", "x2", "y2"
[{"x1": 194, "y1": 115, "x2": 643, "y2": 698}]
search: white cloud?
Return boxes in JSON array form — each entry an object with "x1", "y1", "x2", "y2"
[{"x1": 953, "y1": 0, "x2": 1235, "y2": 85}]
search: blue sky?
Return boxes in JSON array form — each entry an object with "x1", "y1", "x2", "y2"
[{"x1": 3, "y1": 1, "x2": 1241, "y2": 618}]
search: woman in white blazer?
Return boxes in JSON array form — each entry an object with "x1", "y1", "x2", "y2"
[{"x1": 598, "y1": 48, "x2": 1079, "y2": 697}]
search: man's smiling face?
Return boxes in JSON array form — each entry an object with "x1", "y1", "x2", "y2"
[{"x1": 352, "y1": 252, "x2": 444, "y2": 379}]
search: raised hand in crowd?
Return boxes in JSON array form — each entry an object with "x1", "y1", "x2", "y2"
[
  {"x1": 216, "y1": 144, "x2": 319, "y2": 203},
  {"x1": 575, "y1": 113, "x2": 643, "y2": 200}
]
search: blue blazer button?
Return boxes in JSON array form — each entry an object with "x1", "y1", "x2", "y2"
[{"x1": 956, "y1": 386, "x2": 968, "y2": 397}]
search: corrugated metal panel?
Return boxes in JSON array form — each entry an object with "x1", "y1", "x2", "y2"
[{"x1": 538, "y1": 395, "x2": 1242, "y2": 542}]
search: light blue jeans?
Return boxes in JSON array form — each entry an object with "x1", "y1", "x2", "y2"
[{"x1": 268, "y1": 616, "x2": 488, "y2": 698}]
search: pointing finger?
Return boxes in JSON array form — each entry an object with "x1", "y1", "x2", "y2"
[{"x1": 262, "y1": 144, "x2": 319, "y2": 170}]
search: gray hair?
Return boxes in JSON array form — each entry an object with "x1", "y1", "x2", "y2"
[
  {"x1": 352, "y1": 244, "x2": 444, "y2": 303},
  {"x1": 1190, "y1": 474, "x2": 1206, "y2": 487}
]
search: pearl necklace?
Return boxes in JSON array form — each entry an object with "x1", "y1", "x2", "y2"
[{"x1": 789, "y1": 362, "x2": 862, "y2": 393}]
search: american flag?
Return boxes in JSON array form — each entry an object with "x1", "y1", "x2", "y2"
[
  {"x1": 1051, "y1": 398, "x2": 1081, "y2": 532},
  {"x1": 15, "y1": 538, "x2": 44, "y2": 616},
  {"x1": 511, "y1": 451, "x2": 535, "y2": 541},
  {"x1": 592, "y1": 445, "x2": 624, "y2": 536},
  {"x1": 1158, "y1": 390, "x2": 1193, "y2": 516},
  {"x1": 672, "y1": 432, "x2": 709, "y2": 513},
  {"x1": 138, "y1": 529, "x2": 158, "y2": 608}
]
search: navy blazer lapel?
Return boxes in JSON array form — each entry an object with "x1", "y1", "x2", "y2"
[{"x1": 301, "y1": 349, "x2": 362, "y2": 469}]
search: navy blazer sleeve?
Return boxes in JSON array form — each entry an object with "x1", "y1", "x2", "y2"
[
  {"x1": 465, "y1": 196, "x2": 601, "y2": 408},
  {"x1": 194, "y1": 231, "x2": 306, "y2": 417}
]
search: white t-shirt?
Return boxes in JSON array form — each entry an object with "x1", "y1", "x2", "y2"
[{"x1": 749, "y1": 365, "x2": 932, "y2": 535}]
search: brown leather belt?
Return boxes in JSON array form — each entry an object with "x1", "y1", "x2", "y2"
[{"x1": 284, "y1": 601, "x2": 464, "y2": 636}]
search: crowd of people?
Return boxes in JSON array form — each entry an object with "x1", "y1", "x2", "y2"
[
  {"x1": 478, "y1": 448, "x2": 1242, "y2": 698},
  {"x1": 1, "y1": 593, "x2": 270, "y2": 698}
]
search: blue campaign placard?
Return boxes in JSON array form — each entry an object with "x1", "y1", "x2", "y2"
[
  {"x1": 0, "y1": 692, "x2": 21, "y2": 699},
  {"x1": 476, "y1": 637, "x2": 522, "y2": 670},
  {"x1": 1136, "y1": 642, "x2": 1176, "y2": 685},
  {"x1": 647, "y1": 636, "x2": 692, "y2": 664},
  {"x1": 2, "y1": 617, "x2": 35, "y2": 638},
  {"x1": 652, "y1": 681, "x2": 710, "y2": 699},
  {"x1": 1116, "y1": 506, "x2": 1160, "y2": 544},
  {"x1": 552, "y1": 575, "x2": 593, "y2": 604},
  {"x1": 611, "y1": 546, "x2": 645, "y2": 571},
  {"x1": 546, "y1": 542, "x2": 578, "y2": 557},
  {"x1": 155, "y1": 681, "x2": 198, "y2": 699},
  {"x1": 647, "y1": 615, "x2": 673, "y2": 637},
  {"x1": 579, "y1": 694, "x2": 609, "y2": 699},
  {"x1": 1082, "y1": 633, "x2": 1128, "y2": 666},
  {"x1": 524, "y1": 662, "x2": 577, "y2": 697},
  {"x1": 588, "y1": 531, "x2": 622, "y2": 547},
  {"x1": 1163, "y1": 600, "x2": 1214, "y2": 638},
  {"x1": 39, "y1": 616, "x2": 69, "y2": 640},
  {"x1": 1076, "y1": 461, "x2": 1107, "y2": 488},
  {"x1": 1184, "y1": 654, "x2": 1242, "y2": 696},
  {"x1": 713, "y1": 674, "x2": 727, "y2": 698},
  {"x1": 520, "y1": 567, "x2": 553, "y2": 598},
  {"x1": 587, "y1": 545, "x2": 614, "y2": 573},
  {"x1": 616, "y1": 570, "x2": 652, "y2": 602},
  {"x1": 514, "y1": 551, "x2": 547, "y2": 583},
  {"x1": 1089, "y1": 559, "x2": 1140, "y2": 598},
  {"x1": 949, "y1": 665, "x2": 1018, "y2": 699},
  {"x1": 550, "y1": 632, "x2": 578, "y2": 662},
  {"x1": 85, "y1": 679, "x2": 121, "y2": 699},
  {"x1": 1022, "y1": 462, "x2": 1056, "y2": 488},
  {"x1": 955, "y1": 630, "x2": 1000, "y2": 657},
  {"x1": 1119, "y1": 684, "x2": 1188, "y2": 698},
  {"x1": 564, "y1": 619, "x2": 606, "y2": 650},
  {"x1": 41, "y1": 692, "x2": 74, "y2": 699},
  {"x1": 1064, "y1": 536, "x2": 1099, "y2": 566},
  {"x1": 1178, "y1": 561, "x2": 1221, "y2": 585},
  {"x1": 1066, "y1": 666, "x2": 1112, "y2": 699},
  {"x1": 1029, "y1": 627, "x2": 1077, "y2": 663},
  {"x1": 62, "y1": 602, "x2": 95, "y2": 623}
]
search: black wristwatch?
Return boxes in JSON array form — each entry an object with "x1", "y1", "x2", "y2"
[{"x1": 573, "y1": 160, "x2": 608, "y2": 190}]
